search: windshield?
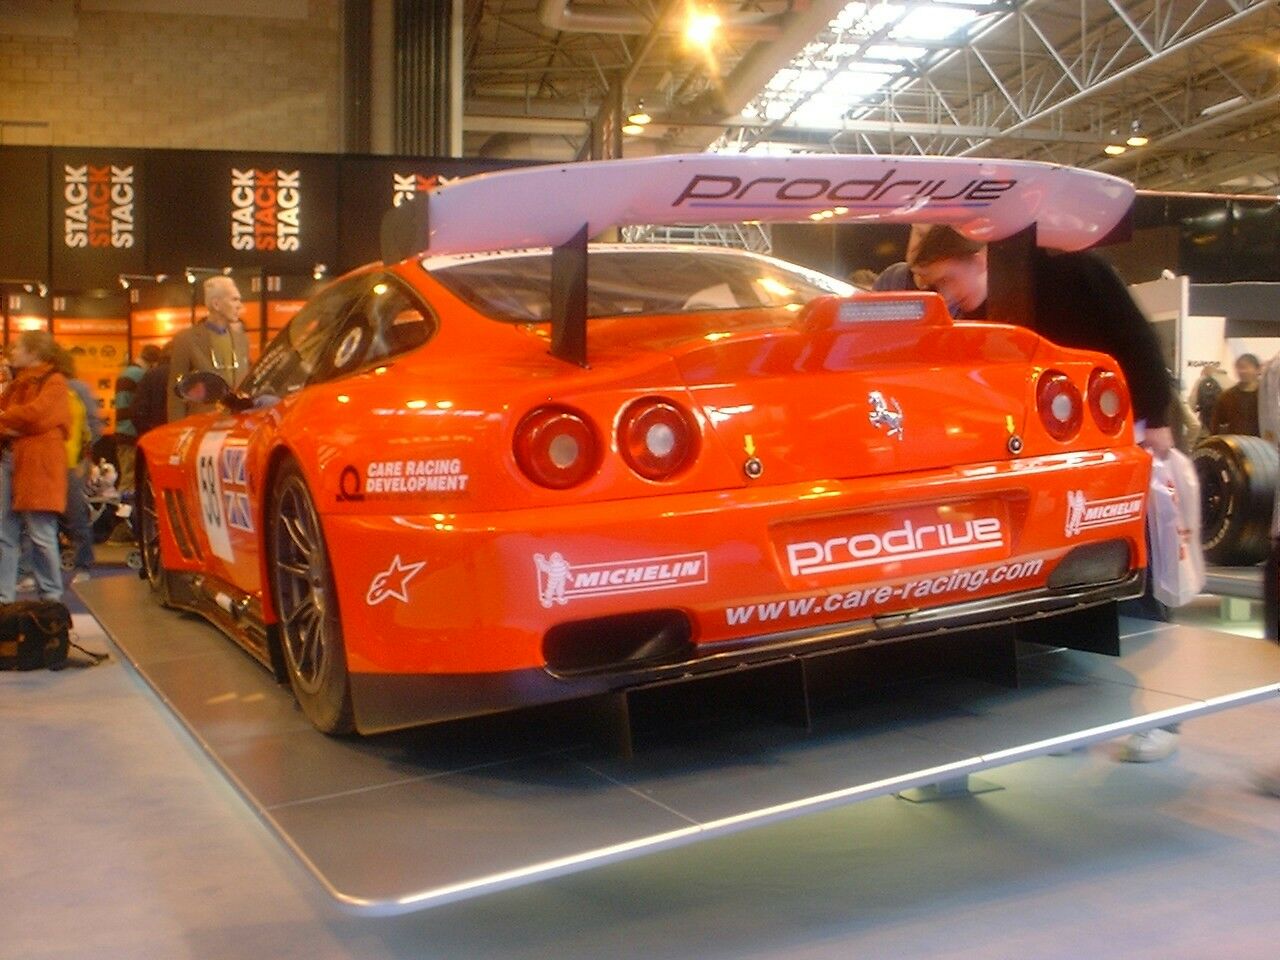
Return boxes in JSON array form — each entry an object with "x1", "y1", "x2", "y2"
[{"x1": 423, "y1": 246, "x2": 852, "y2": 322}]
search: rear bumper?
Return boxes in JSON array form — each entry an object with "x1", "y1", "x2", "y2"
[
  {"x1": 322, "y1": 445, "x2": 1152, "y2": 731},
  {"x1": 350, "y1": 570, "x2": 1142, "y2": 734}
]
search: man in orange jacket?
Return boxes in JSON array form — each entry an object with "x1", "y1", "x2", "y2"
[{"x1": 0, "y1": 330, "x2": 71, "y2": 603}]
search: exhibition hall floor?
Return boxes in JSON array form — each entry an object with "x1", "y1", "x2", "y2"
[{"x1": 3, "y1": 575, "x2": 1280, "y2": 959}]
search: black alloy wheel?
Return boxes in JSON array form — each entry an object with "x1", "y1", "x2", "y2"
[
  {"x1": 136, "y1": 459, "x2": 167, "y2": 598},
  {"x1": 268, "y1": 459, "x2": 355, "y2": 735}
]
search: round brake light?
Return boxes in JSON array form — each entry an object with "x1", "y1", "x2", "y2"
[
  {"x1": 619, "y1": 398, "x2": 699, "y2": 481},
  {"x1": 1036, "y1": 370, "x2": 1083, "y2": 442},
  {"x1": 514, "y1": 406, "x2": 600, "y2": 489},
  {"x1": 1088, "y1": 368, "x2": 1130, "y2": 435}
]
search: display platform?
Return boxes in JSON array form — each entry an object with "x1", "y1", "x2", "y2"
[
  {"x1": 1205, "y1": 564, "x2": 1264, "y2": 600},
  {"x1": 76, "y1": 576, "x2": 1280, "y2": 917}
]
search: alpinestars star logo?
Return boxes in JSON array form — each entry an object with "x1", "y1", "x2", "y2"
[
  {"x1": 1064, "y1": 490, "x2": 1144, "y2": 538},
  {"x1": 534, "y1": 551, "x2": 708, "y2": 608},
  {"x1": 366, "y1": 555, "x2": 426, "y2": 605}
]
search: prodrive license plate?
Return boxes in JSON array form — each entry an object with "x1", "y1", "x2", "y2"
[{"x1": 776, "y1": 500, "x2": 1012, "y2": 585}]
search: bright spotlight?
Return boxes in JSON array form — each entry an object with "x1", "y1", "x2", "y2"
[{"x1": 685, "y1": 8, "x2": 721, "y2": 47}]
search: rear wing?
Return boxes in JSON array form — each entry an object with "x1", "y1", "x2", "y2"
[{"x1": 382, "y1": 154, "x2": 1135, "y2": 364}]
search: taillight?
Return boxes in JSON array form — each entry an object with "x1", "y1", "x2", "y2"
[
  {"x1": 1087, "y1": 368, "x2": 1130, "y2": 435},
  {"x1": 1036, "y1": 370, "x2": 1083, "y2": 442},
  {"x1": 618, "y1": 398, "x2": 699, "y2": 481},
  {"x1": 514, "y1": 406, "x2": 600, "y2": 489}
]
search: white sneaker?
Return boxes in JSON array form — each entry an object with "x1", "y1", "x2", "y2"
[
  {"x1": 70, "y1": 569, "x2": 91, "y2": 585},
  {"x1": 16, "y1": 576, "x2": 36, "y2": 593},
  {"x1": 1254, "y1": 766, "x2": 1280, "y2": 797},
  {"x1": 1117, "y1": 728, "x2": 1179, "y2": 763}
]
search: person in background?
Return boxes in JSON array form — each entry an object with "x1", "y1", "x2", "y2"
[
  {"x1": 848, "y1": 268, "x2": 879, "y2": 291},
  {"x1": 1210, "y1": 353, "x2": 1261, "y2": 436},
  {"x1": 131, "y1": 342, "x2": 172, "y2": 438},
  {"x1": 0, "y1": 331, "x2": 70, "y2": 603},
  {"x1": 113, "y1": 343, "x2": 160, "y2": 494},
  {"x1": 167, "y1": 276, "x2": 250, "y2": 421},
  {"x1": 906, "y1": 225, "x2": 1174, "y2": 453},
  {"x1": 907, "y1": 224, "x2": 1181, "y2": 763},
  {"x1": 871, "y1": 224, "x2": 930, "y2": 293},
  {"x1": 1192, "y1": 363, "x2": 1224, "y2": 434},
  {"x1": 51, "y1": 347, "x2": 95, "y2": 583}
]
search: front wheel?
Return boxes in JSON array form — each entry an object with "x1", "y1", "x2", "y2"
[
  {"x1": 267, "y1": 459, "x2": 354, "y2": 735},
  {"x1": 135, "y1": 458, "x2": 171, "y2": 604}
]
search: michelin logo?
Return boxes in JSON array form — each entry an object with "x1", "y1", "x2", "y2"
[
  {"x1": 1065, "y1": 491, "x2": 1144, "y2": 538},
  {"x1": 534, "y1": 551, "x2": 708, "y2": 608}
]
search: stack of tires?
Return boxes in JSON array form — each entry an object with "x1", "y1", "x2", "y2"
[{"x1": 1192, "y1": 435, "x2": 1278, "y2": 566}]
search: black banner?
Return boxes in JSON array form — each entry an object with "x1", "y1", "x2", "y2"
[
  {"x1": 147, "y1": 150, "x2": 338, "y2": 275},
  {"x1": 50, "y1": 148, "x2": 147, "y2": 290},
  {"x1": 0, "y1": 147, "x2": 49, "y2": 282},
  {"x1": 337, "y1": 156, "x2": 537, "y2": 271}
]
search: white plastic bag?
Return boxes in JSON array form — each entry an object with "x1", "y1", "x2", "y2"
[
  {"x1": 1147, "y1": 447, "x2": 1206, "y2": 607},
  {"x1": 1258, "y1": 354, "x2": 1280, "y2": 537}
]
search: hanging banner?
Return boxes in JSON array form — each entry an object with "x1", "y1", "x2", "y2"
[
  {"x1": 147, "y1": 150, "x2": 338, "y2": 275},
  {"x1": 337, "y1": 157, "x2": 538, "y2": 271},
  {"x1": 0, "y1": 147, "x2": 50, "y2": 282},
  {"x1": 50, "y1": 148, "x2": 147, "y2": 290}
]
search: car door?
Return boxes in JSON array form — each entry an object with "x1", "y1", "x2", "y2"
[{"x1": 183, "y1": 276, "x2": 372, "y2": 596}]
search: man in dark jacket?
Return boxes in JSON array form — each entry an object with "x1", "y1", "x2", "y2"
[
  {"x1": 908, "y1": 226, "x2": 1182, "y2": 762},
  {"x1": 112, "y1": 343, "x2": 161, "y2": 493},
  {"x1": 1210, "y1": 353, "x2": 1261, "y2": 436},
  {"x1": 908, "y1": 225, "x2": 1174, "y2": 455},
  {"x1": 131, "y1": 342, "x2": 172, "y2": 438}
]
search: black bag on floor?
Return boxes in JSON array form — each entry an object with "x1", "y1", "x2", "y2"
[{"x1": 0, "y1": 600, "x2": 72, "y2": 671}]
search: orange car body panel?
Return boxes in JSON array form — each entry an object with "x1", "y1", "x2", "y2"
[{"x1": 139, "y1": 258, "x2": 1151, "y2": 732}]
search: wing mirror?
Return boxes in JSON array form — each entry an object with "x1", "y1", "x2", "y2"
[{"x1": 174, "y1": 372, "x2": 254, "y2": 412}]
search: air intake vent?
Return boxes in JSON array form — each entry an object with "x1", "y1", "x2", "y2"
[{"x1": 162, "y1": 489, "x2": 202, "y2": 561}]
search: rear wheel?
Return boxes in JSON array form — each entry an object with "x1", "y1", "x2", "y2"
[
  {"x1": 1193, "y1": 434, "x2": 1279, "y2": 566},
  {"x1": 268, "y1": 459, "x2": 354, "y2": 735}
]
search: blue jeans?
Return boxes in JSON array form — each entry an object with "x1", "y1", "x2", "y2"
[
  {"x1": 64, "y1": 463, "x2": 94, "y2": 570},
  {"x1": 0, "y1": 451, "x2": 63, "y2": 603}
]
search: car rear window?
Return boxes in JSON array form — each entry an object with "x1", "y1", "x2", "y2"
[{"x1": 423, "y1": 247, "x2": 851, "y2": 322}]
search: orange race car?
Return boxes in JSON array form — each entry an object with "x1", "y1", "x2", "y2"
[{"x1": 137, "y1": 154, "x2": 1150, "y2": 735}]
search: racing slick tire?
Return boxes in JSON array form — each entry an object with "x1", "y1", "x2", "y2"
[
  {"x1": 1193, "y1": 434, "x2": 1278, "y2": 567},
  {"x1": 267, "y1": 459, "x2": 355, "y2": 736},
  {"x1": 135, "y1": 457, "x2": 173, "y2": 605}
]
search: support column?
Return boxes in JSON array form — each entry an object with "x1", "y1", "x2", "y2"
[{"x1": 391, "y1": 0, "x2": 460, "y2": 157}]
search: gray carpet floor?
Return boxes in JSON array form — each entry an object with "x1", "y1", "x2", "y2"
[{"x1": 2, "y1": 598, "x2": 1279, "y2": 960}]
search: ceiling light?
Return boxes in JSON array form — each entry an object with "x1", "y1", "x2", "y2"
[
  {"x1": 1126, "y1": 135, "x2": 1148, "y2": 147},
  {"x1": 1104, "y1": 144, "x2": 1127, "y2": 156},
  {"x1": 685, "y1": 8, "x2": 721, "y2": 47},
  {"x1": 622, "y1": 123, "x2": 645, "y2": 136},
  {"x1": 627, "y1": 102, "x2": 651, "y2": 125}
]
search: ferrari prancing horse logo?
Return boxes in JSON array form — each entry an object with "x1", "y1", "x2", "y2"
[{"x1": 867, "y1": 391, "x2": 904, "y2": 440}]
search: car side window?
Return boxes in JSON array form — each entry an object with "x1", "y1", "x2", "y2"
[
  {"x1": 313, "y1": 279, "x2": 436, "y2": 382},
  {"x1": 242, "y1": 278, "x2": 367, "y2": 398}
]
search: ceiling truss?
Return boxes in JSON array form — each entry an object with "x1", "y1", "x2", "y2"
[{"x1": 464, "y1": 0, "x2": 1280, "y2": 193}]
